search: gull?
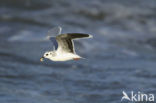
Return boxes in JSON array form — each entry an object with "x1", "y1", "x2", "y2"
[{"x1": 40, "y1": 26, "x2": 93, "y2": 62}]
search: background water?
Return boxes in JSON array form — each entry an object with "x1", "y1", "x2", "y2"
[{"x1": 0, "y1": 0, "x2": 156, "y2": 103}]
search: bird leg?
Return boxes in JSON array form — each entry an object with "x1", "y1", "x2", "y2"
[{"x1": 73, "y1": 58, "x2": 80, "y2": 60}]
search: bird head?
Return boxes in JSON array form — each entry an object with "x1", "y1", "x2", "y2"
[{"x1": 40, "y1": 51, "x2": 56, "y2": 62}]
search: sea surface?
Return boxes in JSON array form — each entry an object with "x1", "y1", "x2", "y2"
[{"x1": 0, "y1": 0, "x2": 156, "y2": 103}]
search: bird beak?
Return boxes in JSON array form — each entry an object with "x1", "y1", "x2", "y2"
[{"x1": 40, "y1": 57, "x2": 44, "y2": 62}]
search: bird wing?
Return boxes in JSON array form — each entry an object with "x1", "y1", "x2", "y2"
[
  {"x1": 60, "y1": 33, "x2": 92, "y2": 40},
  {"x1": 56, "y1": 33, "x2": 92, "y2": 53},
  {"x1": 49, "y1": 37, "x2": 58, "y2": 50},
  {"x1": 47, "y1": 26, "x2": 62, "y2": 37},
  {"x1": 56, "y1": 36, "x2": 74, "y2": 53},
  {"x1": 47, "y1": 26, "x2": 62, "y2": 50}
]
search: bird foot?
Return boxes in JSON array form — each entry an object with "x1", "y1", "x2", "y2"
[{"x1": 73, "y1": 58, "x2": 80, "y2": 60}]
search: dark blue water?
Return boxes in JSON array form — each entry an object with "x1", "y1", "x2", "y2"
[{"x1": 0, "y1": 0, "x2": 156, "y2": 103}]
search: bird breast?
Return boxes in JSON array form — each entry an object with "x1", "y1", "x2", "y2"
[{"x1": 50, "y1": 52, "x2": 80, "y2": 61}]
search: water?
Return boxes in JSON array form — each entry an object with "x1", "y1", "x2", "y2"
[{"x1": 0, "y1": 0, "x2": 156, "y2": 103}]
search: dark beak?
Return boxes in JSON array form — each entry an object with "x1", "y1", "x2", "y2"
[{"x1": 40, "y1": 57, "x2": 44, "y2": 62}]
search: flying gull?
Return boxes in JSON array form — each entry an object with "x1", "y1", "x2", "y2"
[{"x1": 40, "y1": 26, "x2": 93, "y2": 62}]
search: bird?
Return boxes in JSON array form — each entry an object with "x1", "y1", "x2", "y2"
[{"x1": 40, "y1": 26, "x2": 93, "y2": 62}]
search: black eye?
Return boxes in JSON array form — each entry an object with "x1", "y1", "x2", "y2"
[{"x1": 46, "y1": 54, "x2": 48, "y2": 56}]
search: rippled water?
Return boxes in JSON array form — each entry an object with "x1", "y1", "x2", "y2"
[{"x1": 0, "y1": 0, "x2": 156, "y2": 103}]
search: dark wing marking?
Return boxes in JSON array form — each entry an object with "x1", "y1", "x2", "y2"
[
  {"x1": 56, "y1": 37, "x2": 74, "y2": 53},
  {"x1": 58, "y1": 33, "x2": 92, "y2": 39},
  {"x1": 56, "y1": 33, "x2": 92, "y2": 53}
]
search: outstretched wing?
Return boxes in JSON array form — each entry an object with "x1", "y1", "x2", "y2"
[
  {"x1": 56, "y1": 33, "x2": 92, "y2": 53},
  {"x1": 56, "y1": 37, "x2": 74, "y2": 53},
  {"x1": 47, "y1": 26, "x2": 62, "y2": 37},
  {"x1": 49, "y1": 37, "x2": 58, "y2": 50},
  {"x1": 47, "y1": 26, "x2": 62, "y2": 50}
]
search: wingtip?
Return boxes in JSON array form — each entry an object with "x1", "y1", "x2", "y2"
[{"x1": 89, "y1": 35, "x2": 93, "y2": 38}]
